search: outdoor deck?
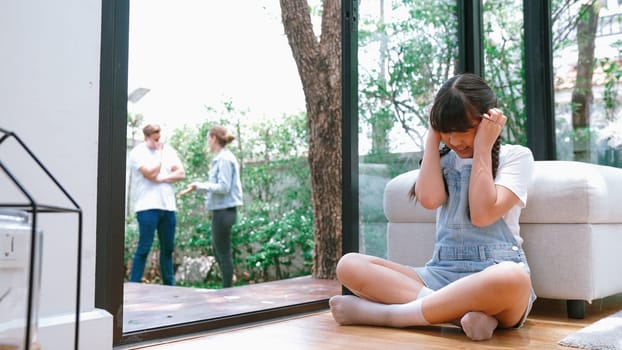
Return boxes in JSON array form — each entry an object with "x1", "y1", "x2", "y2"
[{"x1": 123, "y1": 276, "x2": 342, "y2": 333}]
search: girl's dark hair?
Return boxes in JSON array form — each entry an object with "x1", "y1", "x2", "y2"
[{"x1": 409, "y1": 73, "x2": 501, "y2": 199}]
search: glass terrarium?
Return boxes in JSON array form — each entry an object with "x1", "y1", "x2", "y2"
[
  {"x1": 0, "y1": 127, "x2": 80, "y2": 350},
  {"x1": 0, "y1": 210, "x2": 43, "y2": 350}
]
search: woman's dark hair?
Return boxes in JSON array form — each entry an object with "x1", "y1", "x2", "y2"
[
  {"x1": 209, "y1": 125, "x2": 236, "y2": 147},
  {"x1": 409, "y1": 73, "x2": 502, "y2": 199}
]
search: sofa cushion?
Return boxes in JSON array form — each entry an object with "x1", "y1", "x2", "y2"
[
  {"x1": 383, "y1": 161, "x2": 622, "y2": 225},
  {"x1": 383, "y1": 169, "x2": 436, "y2": 223},
  {"x1": 521, "y1": 161, "x2": 622, "y2": 223}
]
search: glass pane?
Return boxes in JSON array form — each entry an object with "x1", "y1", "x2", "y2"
[
  {"x1": 483, "y1": 0, "x2": 527, "y2": 146},
  {"x1": 124, "y1": 0, "x2": 339, "y2": 333},
  {"x1": 552, "y1": 1, "x2": 622, "y2": 167},
  {"x1": 357, "y1": 0, "x2": 459, "y2": 258}
]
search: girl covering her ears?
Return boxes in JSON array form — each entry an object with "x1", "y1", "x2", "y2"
[{"x1": 329, "y1": 73, "x2": 536, "y2": 341}]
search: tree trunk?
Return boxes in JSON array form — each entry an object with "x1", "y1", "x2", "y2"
[
  {"x1": 280, "y1": 0, "x2": 342, "y2": 279},
  {"x1": 571, "y1": 2, "x2": 601, "y2": 161}
]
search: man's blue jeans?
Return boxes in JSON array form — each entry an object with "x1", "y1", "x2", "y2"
[{"x1": 130, "y1": 209, "x2": 177, "y2": 285}]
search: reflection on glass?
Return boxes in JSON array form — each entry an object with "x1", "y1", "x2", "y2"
[
  {"x1": 357, "y1": 1, "x2": 459, "y2": 257},
  {"x1": 123, "y1": 1, "x2": 340, "y2": 333},
  {"x1": 552, "y1": 1, "x2": 622, "y2": 167}
]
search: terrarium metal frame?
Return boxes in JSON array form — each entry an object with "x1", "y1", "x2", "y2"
[{"x1": 0, "y1": 127, "x2": 82, "y2": 350}]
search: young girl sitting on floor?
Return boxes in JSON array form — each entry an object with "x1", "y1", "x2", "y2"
[{"x1": 330, "y1": 73, "x2": 536, "y2": 341}]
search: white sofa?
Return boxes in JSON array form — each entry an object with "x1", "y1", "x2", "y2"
[{"x1": 384, "y1": 160, "x2": 622, "y2": 319}]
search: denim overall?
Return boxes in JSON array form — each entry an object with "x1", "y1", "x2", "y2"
[{"x1": 415, "y1": 152, "x2": 535, "y2": 325}]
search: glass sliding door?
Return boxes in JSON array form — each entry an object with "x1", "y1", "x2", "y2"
[
  {"x1": 123, "y1": 0, "x2": 339, "y2": 335},
  {"x1": 551, "y1": 0, "x2": 622, "y2": 167},
  {"x1": 356, "y1": 0, "x2": 459, "y2": 258},
  {"x1": 482, "y1": 0, "x2": 527, "y2": 146},
  {"x1": 98, "y1": 0, "x2": 343, "y2": 345}
]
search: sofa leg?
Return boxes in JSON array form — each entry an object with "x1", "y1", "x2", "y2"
[{"x1": 567, "y1": 300, "x2": 585, "y2": 319}]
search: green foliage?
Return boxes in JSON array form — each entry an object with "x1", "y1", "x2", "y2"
[
  {"x1": 358, "y1": 0, "x2": 459, "y2": 153},
  {"x1": 483, "y1": 0, "x2": 527, "y2": 145},
  {"x1": 598, "y1": 41, "x2": 622, "y2": 122},
  {"x1": 233, "y1": 204, "x2": 314, "y2": 282}
]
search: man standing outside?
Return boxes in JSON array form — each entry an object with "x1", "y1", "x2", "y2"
[{"x1": 128, "y1": 124, "x2": 185, "y2": 285}]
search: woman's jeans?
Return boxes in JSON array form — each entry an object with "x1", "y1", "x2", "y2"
[
  {"x1": 212, "y1": 207, "x2": 237, "y2": 288},
  {"x1": 130, "y1": 209, "x2": 177, "y2": 285}
]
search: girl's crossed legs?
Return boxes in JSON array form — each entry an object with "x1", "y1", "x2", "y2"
[{"x1": 330, "y1": 252, "x2": 532, "y2": 340}]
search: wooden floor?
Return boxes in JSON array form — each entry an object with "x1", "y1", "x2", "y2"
[{"x1": 119, "y1": 287, "x2": 622, "y2": 349}]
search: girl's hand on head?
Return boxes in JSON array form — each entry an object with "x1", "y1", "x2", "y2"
[
  {"x1": 475, "y1": 108, "x2": 506, "y2": 151},
  {"x1": 428, "y1": 125, "x2": 442, "y2": 141},
  {"x1": 482, "y1": 108, "x2": 506, "y2": 131},
  {"x1": 425, "y1": 125, "x2": 442, "y2": 150}
]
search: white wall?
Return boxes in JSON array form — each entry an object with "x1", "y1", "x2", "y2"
[{"x1": 1, "y1": 1, "x2": 112, "y2": 349}]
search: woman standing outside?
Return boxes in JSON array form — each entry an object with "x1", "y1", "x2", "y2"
[{"x1": 182, "y1": 125, "x2": 243, "y2": 288}]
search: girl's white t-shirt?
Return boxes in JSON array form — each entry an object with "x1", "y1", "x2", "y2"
[{"x1": 450, "y1": 144, "x2": 535, "y2": 244}]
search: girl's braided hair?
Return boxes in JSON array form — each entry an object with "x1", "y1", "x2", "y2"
[{"x1": 409, "y1": 73, "x2": 501, "y2": 199}]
